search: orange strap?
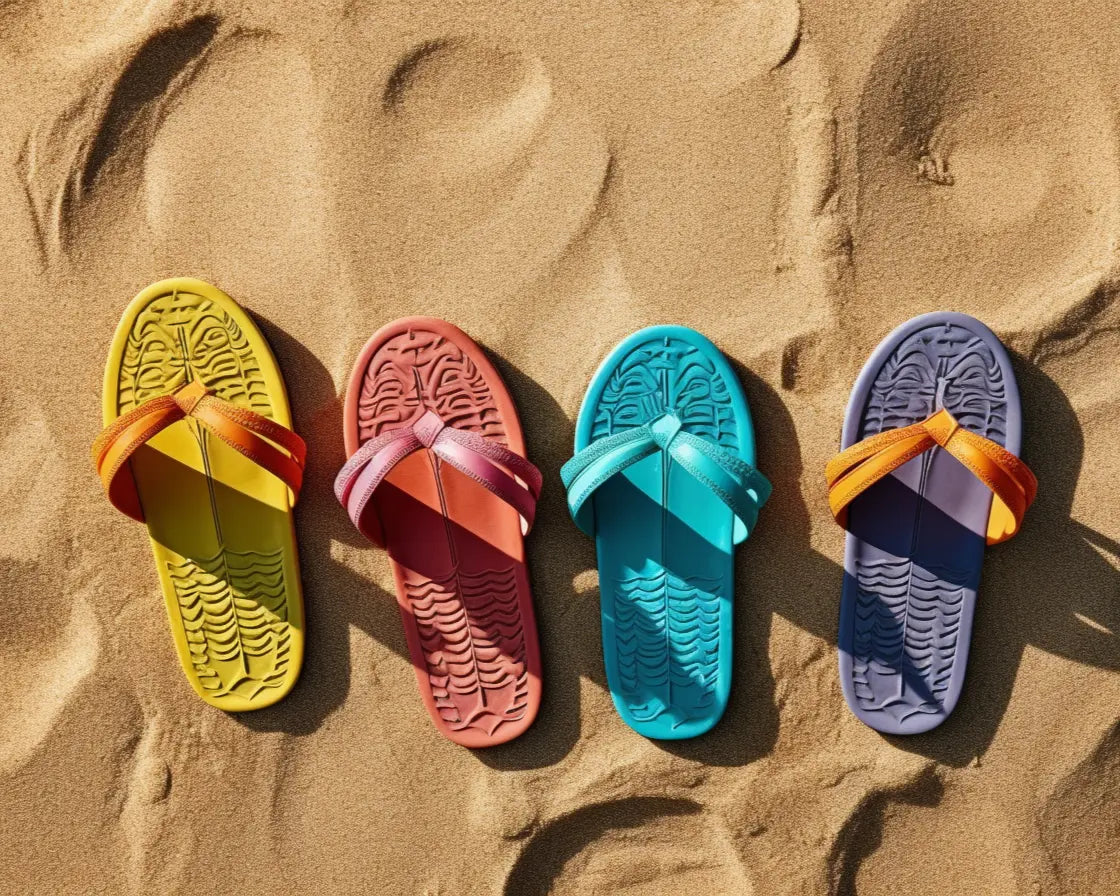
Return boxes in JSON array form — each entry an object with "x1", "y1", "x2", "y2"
[
  {"x1": 92, "y1": 380, "x2": 306, "y2": 522},
  {"x1": 825, "y1": 408, "x2": 1037, "y2": 545}
]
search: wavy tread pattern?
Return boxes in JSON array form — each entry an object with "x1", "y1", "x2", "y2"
[
  {"x1": 595, "y1": 336, "x2": 736, "y2": 727},
  {"x1": 406, "y1": 567, "x2": 529, "y2": 735},
  {"x1": 614, "y1": 566, "x2": 722, "y2": 728},
  {"x1": 852, "y1": 323, "x2": 1005, "y2": 720},
  {"x1": 169, "y1": 550, "x2": 291, "y2": 699},
  {"x1": 852, "y1": 558, "x2": 966, "y2": 723}
]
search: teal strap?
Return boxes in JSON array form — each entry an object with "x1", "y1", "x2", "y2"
[
  {"x1": 560, "y1": 426, "x2": 660, "y2": 537},
  {"x1": 561, "y1": 413, "x2": 771, "y2": 543}
]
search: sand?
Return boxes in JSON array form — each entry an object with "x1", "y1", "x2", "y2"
[{"x1": 0, "y1": 0, "x2": 1117, "y2": 893}]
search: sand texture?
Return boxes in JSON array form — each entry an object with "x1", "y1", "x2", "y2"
[{"x1": 0, "y1": 0, "x2": 1117, "y2": 893}]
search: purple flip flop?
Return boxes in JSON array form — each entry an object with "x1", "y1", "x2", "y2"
[{"x1": 828, "y1": 312, "x2": 1038, "y2": 734}]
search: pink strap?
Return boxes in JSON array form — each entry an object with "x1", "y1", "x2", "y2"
[
  {"x1": 334, "y1": 427, "x2": 423, "y2": 545},
  {"x1": 433, "y1": 426, "x2": 542, "y2": 528},
  {"x1": 333, "y1": 410, "x2": 542, "y2": 546}
]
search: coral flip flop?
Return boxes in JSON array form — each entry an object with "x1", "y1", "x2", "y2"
[
  {"x1": 828, "y1": 312, "x2": 1037, "y2": 734},
  {"x1": 334, "y1": 318, "x2": 543, "y2": 747},
  {"x1": 561, "y1": 326, "x2": 771, "y2": 739},
  {"x1": 92, "y1": 278, "x2": 306, "y2": 710}
]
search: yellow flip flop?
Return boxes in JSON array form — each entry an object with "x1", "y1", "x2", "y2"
[{"x1": 92, "y1": 278, "x2": 306, "y2": 710}]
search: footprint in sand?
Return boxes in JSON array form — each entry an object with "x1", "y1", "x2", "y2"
[
  {"x1": 20, "y1": 14, "x2": 332, "y2": 301},
  {"x1": 0, "y1": 391, "x2": 98, "y2": 776},
  {"x1": 828, "y1": 769, "x2": 1024, "y2": 896},
  {"x1": 341, "y1": 37, "x2": 610, "y2": 309},
  {"x1": 19, "y1": 14, "x2": 222, "y2": 263},
  {"x1": 383, "y1": 39, "x2": 554, "y2": 181},
  {"x1": 143, "y1": 29, "x2": 331, "y2": 295},
  {"x1": 505, "y1": 798, "x2": 752, "y2": 896},
  {"x1": 855, "y1": 0, "x2": 1119, "y2": 328},
  {"x1": 603, "y1": 0, "x2": 803, "y2": 329},
  {"x1": 1039, "y1": 722, "x2": 1120, "y2": 896}
]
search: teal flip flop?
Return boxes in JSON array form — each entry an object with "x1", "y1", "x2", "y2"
[{"x1": 562, "y1": 326, "x2": 771, "y2": 739}]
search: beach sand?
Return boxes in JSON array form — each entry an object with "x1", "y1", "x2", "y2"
[{"x1": 0, "y1": 1, "x2": 1116, "y2": 893}]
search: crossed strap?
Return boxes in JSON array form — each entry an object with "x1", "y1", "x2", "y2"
[
  {"x1": 334, "y1": 409, "x2": 543, "y2": 547},
  {"x1": 560, "y1": 412, "x2": 772, "y2": 544},
  {"x1": 92, "y1": 379, "x2": 307, "y2": 522},
  {"x1": 826, "y1": 407, "x2": 1037, "y2": 545}
]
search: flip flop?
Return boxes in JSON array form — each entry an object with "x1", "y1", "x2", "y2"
[
  {"x1": 334, "y1": 318, "x2": 543, "y2": 747},
  {"x1": 827, "y1": 312, "x2": 1038, "y2": 734},
  {"x1": 92, "y1": 278, "x2": 307, "y2": 711},
  {"x1": 561, "y1": 326, "x2": 771, "y2": 739}
]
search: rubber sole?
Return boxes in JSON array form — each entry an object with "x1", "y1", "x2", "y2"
[
  {"x1": 102, "y1": 278, "x2": 304, "y2": 711},
  {"x1": 343, "y1": 317, "x2": 542, "y2": 747},
  {"x1": 837, "y1": 311, "x2": 1023, "y2": 734},
  {"x1": 573, "y1": 325, "x2": 756, "y2": 739}
]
